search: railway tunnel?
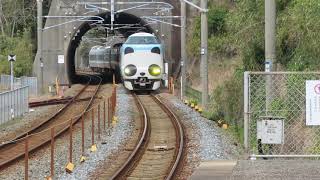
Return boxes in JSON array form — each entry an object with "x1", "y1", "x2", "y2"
[{"x1": 67, "y1": 12, "x2": 154, "y2": 83}]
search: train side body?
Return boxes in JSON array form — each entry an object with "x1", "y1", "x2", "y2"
[{"x1": 88, "y1": 44, "x2": 121, "y2": 73}]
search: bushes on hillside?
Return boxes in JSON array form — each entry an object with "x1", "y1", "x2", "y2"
[
  {"x1": 187, "y1": 0, "x2": 320, "y2": 140},
  {"x1": 0, "y1": 30, "x2": 34, "y2": 76}
]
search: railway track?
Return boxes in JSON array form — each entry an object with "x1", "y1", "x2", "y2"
[
  {"x1": 0, "y1": 75, "x2": 102, "y2": 169},
  {"x1": 111, "y1": 93, "x2": 185, "y2": 179}
]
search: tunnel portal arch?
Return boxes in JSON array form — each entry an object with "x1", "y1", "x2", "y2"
[{"x1": 66, "y1": 12, "x2": 155, "y2": 83}]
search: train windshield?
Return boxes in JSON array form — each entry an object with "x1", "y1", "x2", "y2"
[{"x1": 125, "y1": 36, "x2": 159, "y2": 44}]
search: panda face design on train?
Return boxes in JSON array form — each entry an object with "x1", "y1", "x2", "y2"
[{"x1": 120, "y1": 33, "x2": 164, "y2": 91}]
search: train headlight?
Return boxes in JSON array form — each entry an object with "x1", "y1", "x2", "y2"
[
  {"x1": 148, "y1": 64, "x2": 161, "y2": 76},
  {"x1": 124, "y1": 65, "x2": 137, "y2": 76}
]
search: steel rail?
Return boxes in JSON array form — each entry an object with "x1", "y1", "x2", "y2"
[
  {"x1": 110, "y1": 93, "x2": 150, "y2": 179},
  {"x1": 151, "y1": 95, "x2": 185, "y2": 179},
  {"x1": 0, "y1": 75, "x2": 102, "y2": 169},
  {"x1": 111, "y1": 94, "x2": 185, "y2": 179},
  {"x1": 1, "y1": 75, "x2": 92, "y2": 146}
]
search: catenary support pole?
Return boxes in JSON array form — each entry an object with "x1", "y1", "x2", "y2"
[
  {"x1": 201, "y1": 0, "x2": 208, "y2": 109},
  {"x1": 265, "y1": 0, "x2": 276, "y2": 112},
  {"x1": 181, "y1": 0, "x2": 187, "y2": 100},
  {"x1": 37, "y1": 0, "x2": 44, "y2": 94}
]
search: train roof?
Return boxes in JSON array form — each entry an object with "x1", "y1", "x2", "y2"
[
  {"x1": 91, "y1": 46, "x2": 106, "y2": 50},
  {"x1": 129, "y1": 32, "x2": 155, "y2": 37}
]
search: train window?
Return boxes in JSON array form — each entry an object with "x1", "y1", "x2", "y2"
[
  {"x1": 89, "y1": 55, "x2": 95, "y2": 60},
  {"x1": 125, "y1": 36, "x2": 159, "y2": 44}
]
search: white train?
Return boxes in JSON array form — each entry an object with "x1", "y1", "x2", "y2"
[
  {"x1": 89, "y1": 46, "x2": 119, "y2": 73},
  {"x1": 120, "y1": 32, "x2": 164, "y2": 91},
  {"x1": 88, "y1": 37, "x2": 124, "y2": 74}
]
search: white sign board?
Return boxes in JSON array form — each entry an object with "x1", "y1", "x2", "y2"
[
  {"x1": 8, "y1": 55, "x2": 16, "y2": 61},
  {"x1": 58, "y1": 55, "x2": 64, "y2": 64},
  {"x1": 257, "y1": 119, "x2": 284, "y2": 144},
  {"x1": 306, "y1": 80, "x2": 320, "y2": 125}
]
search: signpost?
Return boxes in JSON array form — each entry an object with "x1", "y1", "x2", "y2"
[{"x1": 8, "y1": 54, "x2": 16, "y2": 90}]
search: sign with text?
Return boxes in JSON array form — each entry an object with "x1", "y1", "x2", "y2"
[
  {"x1": 58, "y1": 55, "x2": 64, "y2": 64},
  {"x1": 257, "y1": 119, "x2": 284, "y2": 144},
  {"x1": 306, "y1": 80, "x2": 320, "y2": 125}
]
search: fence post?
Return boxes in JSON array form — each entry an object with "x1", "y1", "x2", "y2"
[
  {"x1": 114, "y1": 87, "x2": 117, "y2": 107},
  {"x1": 69, "y1": 119, "x2": 73, "y2": 163},
  {"x1": 98, "y1": 104, "x2": 101, "y2": 141},
  {"x1": 25, "y1": 136, "x2": 29, "y2": 180},
  {"x1": 91, "y1": 108, "x2": 95, "y2": 147},
  {"x1": 50, "y1": 127, "x2": 55, "y2": 178},
  {"x1": 65, "y1": 119, "x2": 75, "y2": 173},
  {"x1": 81, "y1": 115, "x2": 85, "y2": 156},
  {"x1": 244, "y1": 71, "x2": 250, "y2": 152},
  {"x1": 103, "y1": 101, "x2": 106, "y2": 130},
  {"x1": 108, "y1": 98, "x2": 111, "y2": 128}
]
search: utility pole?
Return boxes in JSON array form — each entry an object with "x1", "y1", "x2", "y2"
[
  {"x1": 265, "y1": 0, "x2": 276, "y2": 71},
  {"x1": 265, "y1": 0, "x2": 276, "y2": 112},
  {"x1": 201, "y1": 0, "x2": 208, "y2": 109},
  {"x1": 181, "y1": 0, "x2": 187, "y2": 100},
  {"x1": 37, "y1": 0, "x2": 44, "y2": 94}
]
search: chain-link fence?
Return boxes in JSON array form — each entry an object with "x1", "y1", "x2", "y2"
[
  {"x1": 0, "y1": 74, "x2": 37, "y2": 96},
  {"x1": 0, "y1": 86, "x2": 29, "y2": 124},
  {"x1": 244, "y1": 71, "x2": 320, "y2": 158}
]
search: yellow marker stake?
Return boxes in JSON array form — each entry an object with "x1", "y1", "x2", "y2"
[
  {"x1": 191, "y1": 103, "x2": 195, "y2": 108},
  {"x1": 112, "y1": 116, "x2": 118, "y2": 127},
  {"x1": 222, "y1": 124, "x2": 228, "y2": 129},
  {"x1": 80, "y1": 156, "x2": 86, "y2": 163},
  {"x1": 65, "y1": 162, "x2": 75, "y2": 173},
  {"x1": 91, "y1": 144, "x2": 97, "y2": 152}
]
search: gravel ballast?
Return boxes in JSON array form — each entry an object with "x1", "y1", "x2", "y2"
[
  {"x1": 159, "y1": 93, "x2": 243, "y2": 178},
  {"x1": 0, "y1": 84, "x2": 134, "y2": 180},
  {"x1": 58, "y1": 86, "x2": 134, "y2": 180}
]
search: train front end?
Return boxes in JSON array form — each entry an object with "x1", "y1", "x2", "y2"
[{"x1": 120, "y1": 33, "x2": 164, "y2": 91}]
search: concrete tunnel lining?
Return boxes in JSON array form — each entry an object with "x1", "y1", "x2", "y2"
[{"x1": 66, "y1": 12, "x2": 155, "y2": 84}]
